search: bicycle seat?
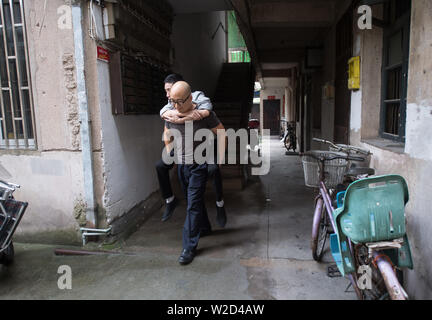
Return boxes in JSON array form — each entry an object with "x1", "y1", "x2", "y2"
[
  {"x1": 346, "y1": 167, "x2": 375, "y2": 176},
  {"x1": 335, "y1": 174, "x2": 409, "y2": 243},
  {"x1": 331, "y1": 175, "x2": 413, "y2": 274}
]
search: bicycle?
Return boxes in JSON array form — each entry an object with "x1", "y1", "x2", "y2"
[
  {"x1": 302, "y1": 147, "x2": 413, "y2": 300},
  {"x1": 281, "y1": 121, "x2": 297, "y2": 152},
  {"x1": 0, "y1": 180, "x2": 28, "y2": 265}
]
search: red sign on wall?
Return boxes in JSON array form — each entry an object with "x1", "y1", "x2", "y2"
[
  {"x1": 267, "y1": 96, "x2": 276, "y2": 100},
  {"x1": 97, "y1": 46, "x2": 110, "y2": 62}
]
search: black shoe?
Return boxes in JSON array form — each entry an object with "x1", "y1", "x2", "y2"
[
  {"x1": 200, "y1": 228, "x2": 212, "y2": 237},
  {"x1": 178, "y1": 249, "x2": 196, "y2": 265},
  {"x1": 161, "y1": 198, "x2": 178, "y2": 222},
  {"x1": 216, "y1": 205, "x2": 227, "y2": 228}
]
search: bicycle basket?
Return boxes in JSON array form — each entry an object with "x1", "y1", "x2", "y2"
[{"x1": 301, "y1": 151, "x2": 350, "y2": 188}]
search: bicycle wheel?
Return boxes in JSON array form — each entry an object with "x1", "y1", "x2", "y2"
[
  {"x1": 0, "y1": 241, "x2": 14, "y2": 266},
  {"x1": 284, "y1": 134, "x2": 294, "y2": 152},
  {"x1": 289, "y1": 134, "x2": 297, "y2": 151},
  {"x1": 311, "y1": 198, "x2": 328, "y2": 261}
]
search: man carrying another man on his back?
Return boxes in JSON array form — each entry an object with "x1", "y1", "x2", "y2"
[
  {"x1": 163, "y1": 81, "x2": 226, "y2": 265},
  {"x1": 155, "y1": 74, "x2": 227, "y2": 228}
]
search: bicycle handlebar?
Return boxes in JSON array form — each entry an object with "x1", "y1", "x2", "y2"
[
  {"x1": 0, "y1": 180, "x2": 19, "y2": 191},
  {"x1": 312, "y1": 138, "x2": 340, "y2": 150},
  {"x1": 312, "y1": 138, "x2": 371, "y2": 155}
]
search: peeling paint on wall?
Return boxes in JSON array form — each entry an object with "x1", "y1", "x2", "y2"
[
  {"x1": 350, "y1": 89, "x2": 362, "y2": 132},
  {"x1": 405, "y1": 102, "x2": 432, "y2": 161},
  {"x1": 62, "y1": 53, "x2": 81, "y2": 150},
  {"x1": 73, "y1": 198, "x2": 87, "y2": 227}
]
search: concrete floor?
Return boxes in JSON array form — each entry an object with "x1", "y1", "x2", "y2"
[{"x1": 0, "y1": 138, "x2": 357, "y2": 300}]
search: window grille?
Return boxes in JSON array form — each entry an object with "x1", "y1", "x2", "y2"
[{"x1": 0, "y1": 0, "x2": 35, "y2": 149}]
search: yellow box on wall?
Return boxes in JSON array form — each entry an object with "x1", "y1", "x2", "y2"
[{"x1": 348, "y1": 56, "x2": 360, "y2": 90}]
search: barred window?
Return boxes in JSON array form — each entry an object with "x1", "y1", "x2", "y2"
[
  {"x1": 0, "y1": 0, "x2": 35, "y2": 149},
  {"x1": 380, "y1": 0, "x2": 411, "y2": 142}
]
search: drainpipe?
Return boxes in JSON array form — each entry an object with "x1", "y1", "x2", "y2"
[{"x1": 72, "y1": 1, "x2": 97, "y2": 228}]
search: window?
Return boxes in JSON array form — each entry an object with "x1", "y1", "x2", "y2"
[
  {"x1": 380, "y1": 0, "x2": 411, "y2": 142},
  {"x1": 0, "y1": 0, "x2": 35, "y2": 149},
  {"x1": 227, "y1": 11, "x2": 250, "y2": 63}
]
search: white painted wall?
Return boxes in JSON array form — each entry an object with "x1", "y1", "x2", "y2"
[
  {"x1": 96, "y1": 58, "x2": 163, "y2": 224},
  {"x1": 0, "y1": 0, "x2": 86, "y2": 236},
  {"x1": 349, "y1": 0, "x2": 432, "y2": 299},
  {"x1": 3, "y1": 152, "x2": 84, "y2": 233},
  {"x1": 350, "y1": 90, "x2": 362, "y2": 134},
  {"x1": 170, "y1": 11, "x2": 227, "y2": 98},
  {"x1": 80, "y1": 3, "x2": 165, "y2": 225},
  {"x1": 405, "y1": 103, "x2": 432, "y2": 161}
]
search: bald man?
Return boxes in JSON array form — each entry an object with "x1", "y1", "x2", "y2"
[
  {"x1": 156, "y1": 74, "x2": 227, "y2": 227},
  {"x1": 163, "y1": 81, "x2": 226, "y2": 265}
]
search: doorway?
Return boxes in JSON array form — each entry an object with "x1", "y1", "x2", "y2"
[{"x1": 263, "y1": 99, "x2": 281, "y2": 136}]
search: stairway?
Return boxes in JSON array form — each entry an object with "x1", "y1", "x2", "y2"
[{"x1": 212, "y1": 62, "x2": 255, "y2": 190}]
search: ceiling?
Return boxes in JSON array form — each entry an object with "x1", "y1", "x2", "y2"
[
  {"x1": 167, "y1": 0, "x2": 232, "y2": 14},
  {"x1": 230, "y1": 0, "x2": 343, "y2": 84},
  {"x1": 167, "y1": 0, "x2": 344, "y2": 86}
]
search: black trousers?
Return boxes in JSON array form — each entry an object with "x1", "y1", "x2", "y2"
[
  {"x1": 155, "y1": 160, "x2": 223, "y2": 201},
  {"x1": 155, "y1": 158, "x2": 175, "y2": 200},
  {"x1": 207, "y1": 164, "x2": 223, "y2": 202},
  {"x1": 178, "y1": 164, "x2": 211, "y2": 251}
]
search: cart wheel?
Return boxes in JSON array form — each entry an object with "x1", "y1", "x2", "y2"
[{"x1": 0, "y1": 242, "x2": 14, "y2": 266}]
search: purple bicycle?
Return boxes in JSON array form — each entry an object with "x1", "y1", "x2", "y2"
[{"x1": 302, "y1": 144, "x2": 413, "y2": 300}]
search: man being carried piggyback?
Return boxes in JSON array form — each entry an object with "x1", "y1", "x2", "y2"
[
  {"x1": 155, "y1": 74, "x2": 227, "y2": 227},
  {"x1": 162, "y1": 81, "x2": 226, "y2": 265}
]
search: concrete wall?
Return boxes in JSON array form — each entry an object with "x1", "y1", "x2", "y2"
[
  {"x1": 0, "y1": 0, "x2": 87, "y2": 239},
  {"x1": 170, "y1": 11, "x2": 227, "y2": 98},
  {"x1": 309, "y1": 72, "x2": 323, "y2": 150},
  {"x1": 5, "y1": 3, "x2": 229, "y2": 238},
  {"x1": 311, "y1": 0, "x2": 351, "y2": 149},
  {"x1": 83, "y1": 4, "x2": 164, "y2": 225},
  {"x1": 349, "y1": 1, "x2": 432, "y2": 299},
  {"x1": 320, "y1": 27, "x2": 336, "y2": 145}
]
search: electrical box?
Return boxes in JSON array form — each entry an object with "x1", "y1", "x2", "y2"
[{"x1": 348, "y1": 56, "x2": 360, "y2": 90}]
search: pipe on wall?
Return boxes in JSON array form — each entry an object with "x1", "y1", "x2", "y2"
[{"x1": 72, "y1": 1, "x2": 97, "y2": 228}]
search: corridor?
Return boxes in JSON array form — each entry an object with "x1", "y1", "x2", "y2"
[{"x1": 0, "y1": 138, "x2": 356, "y2": 300}]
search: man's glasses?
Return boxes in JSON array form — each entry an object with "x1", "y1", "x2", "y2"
[{"x1": 168, "y1": 93, "x2": 191, "y2": 106}]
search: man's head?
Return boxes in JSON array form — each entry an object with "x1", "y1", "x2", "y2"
[
  {"x1": 169, "y1": 81, "x2": 193, "y2": 113},
  {"x1": 164, "y1": 73, "x2": 184, "y2": 99}
]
